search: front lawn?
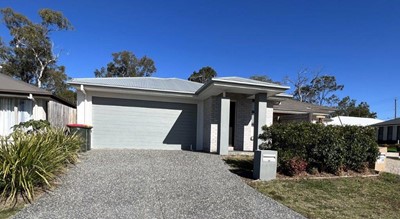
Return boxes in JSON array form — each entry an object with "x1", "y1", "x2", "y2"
[{"x1": 223, "y1": 155, "x2": 400, "y2": 219}]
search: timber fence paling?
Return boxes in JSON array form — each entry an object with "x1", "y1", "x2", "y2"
[{"x1": 47, "y1": 101, "x2": 76, "y2": 128}]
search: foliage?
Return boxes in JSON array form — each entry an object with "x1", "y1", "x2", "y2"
[
  {"x1": 0, "y1": 128, "x2": 82, "y2": 205},
  {"x1": 341, "y1": 126, "x2": 380, "y2": 171},
  {"x1": 281, "y1": 157, "x2": 308, "y2": 176},
  {"x1": 0, "y1": 8, "x2": 75, "y2": 103},
  {"x1": 94, "y1": 51, "x2": 156, "y2": 77},
  {"x1": 333, "y1": 96, "x2": 377, "y2": 118},
  {"x1": 286, "y1": 69, "x2": 344, "y2": 106},
  {"x1": 12, "y1": 119, "x2": 50, "y2": 133},
  {"x1": 259, "y1": 123, "x2": 379, "y2": 175},
  {"x1": 249, "y1": 74, "x2": 281, "y2": 84},
  {"x1": 188, "y1": 66, "x2": 217, "y2": 83}
]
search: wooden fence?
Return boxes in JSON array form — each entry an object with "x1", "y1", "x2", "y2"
[{"x1": 47, "y1": 101, "x2": 76, "y2": 128}]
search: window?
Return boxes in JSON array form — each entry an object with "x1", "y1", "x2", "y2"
[
  {"x1": 378, "y1": 127, "x2": 384, "y2": 141},
  {"x1": 387, "y1": 126, "x2": 393, "y2": 141},
  {"x1": 397, "y1": 126, "x2": 400, "y2": 141},
  {"x1": 0, "y1": 98, "x2": 33, "y2": 136},
  {"x1": 0, "y1": 98, "x2": 16, "y2": 136},
  {"x1": 18, "y1": 99, "x2": 33, "y2": 123}
]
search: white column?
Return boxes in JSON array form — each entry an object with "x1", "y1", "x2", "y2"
[
  {"x1": 218, "y1": 97, "x2": 230, "y2": 155},
  {"x1": 253, "y1": 93, "x2": 267, "y2": 151}
]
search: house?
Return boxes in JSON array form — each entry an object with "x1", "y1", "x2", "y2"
[
  {"x1": 272, "y1": 99, "x2": 335, "y2": 123},
  {"x1": 69, "y1": 76, "x2": 296, "y2": 154},
  {"x1": 327, "y1": 116, "x2": 383, "y2": 126},
  {"x1": 371, "y1": 118, "x2": 400, "y2": 144},
  {"x1": 0, "y1": 73, "x2": 76, "y2": 136}
]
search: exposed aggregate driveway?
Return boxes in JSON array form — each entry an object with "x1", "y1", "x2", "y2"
[{"x1": 14, "y1": 150, "x2": 304, "y2": 219}]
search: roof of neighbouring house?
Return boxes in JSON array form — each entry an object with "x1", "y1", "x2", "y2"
[
  {"x1": 0, "y1": 73, "x2": 76, "y2": 108},
  {"x1": 69, "y1": 77, "x2": 204, "y2": 94},
  {"x1": 0, "y1": 73, "x2": 52, "y2": 95},
  {"x1": 327, "y1": 116, "x2": 383, "y2": 126},
  {"x1": 371, "y1": 118, "x2": 400, "y2": 127},
  {"x1": 273, "y1": 99, "x2": 336, "y2": 114}
]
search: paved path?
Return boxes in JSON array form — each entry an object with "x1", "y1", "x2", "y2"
[
  {"x1": 14, "y1": 150, "x2": 303, "y2": 219},
  {"x1": 385, "y1": 158, "x2": 400, "y2": 175}
]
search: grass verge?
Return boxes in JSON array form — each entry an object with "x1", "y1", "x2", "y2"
[
  {"x1": 0, "y1": 204, "x2": 23, "y2": 219},
  {"x1": 223, "y1": 155, "x2": 400, "y2": 219}
]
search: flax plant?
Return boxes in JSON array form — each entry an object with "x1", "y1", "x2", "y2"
[{"x1": 0, "y1": 128, "x2": 82, "y2": 206}]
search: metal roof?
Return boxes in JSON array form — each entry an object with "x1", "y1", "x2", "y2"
[
  {"x1": 212, "y1": 77, "x2": 290, "y2": 89},
  {"x1": 327, "y1": 116, "x2": 383, "y2": 126},
  {"x1": 69, "y1": 77, "x2": 203, "y2": 94},
  {"x1": 0, "y1": 73, "x2": 51, "y2": 95},
  {"x1": 371, "y1": 118, "x2": 400, "y2": 127},
  {"x1": 274, "y1": 99, "x2": 336, "y2": 114}
]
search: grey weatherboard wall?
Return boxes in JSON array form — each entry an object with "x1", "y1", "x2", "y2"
[{"x1": 92, "y1": 97, "x2": 197, "y2": 150}]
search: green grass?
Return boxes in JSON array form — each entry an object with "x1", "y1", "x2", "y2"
[
  {"x1": 387, "y1": 146, "x2": 399, "y2": 152},
  {"x1": 0, "y1": 204, "x2": 23, "y2": 219},
  {"x1": 224, "y1": 155, "x2": 400, "y2": 219}
]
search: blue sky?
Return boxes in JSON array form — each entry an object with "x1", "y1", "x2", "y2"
[{"x1": 1, "y1": 0, "x2": 399, "y2": 120}]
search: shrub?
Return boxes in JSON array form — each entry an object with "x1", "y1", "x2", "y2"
[
  {"x1": 281, "y1": 157, "x2": 308, "y2": 176},
  {"x1": 12, "y1": 119, "x2": 50, "y2": 133},
  {"x1": 259, "y1": 123, "x2": 379, "y2": 175},
  {"x1": 0, "y1": 128, "x2": 82, "y2": 205},
  {"x1": 341, "y1": 126, "x2": 379, "y2": 171}
]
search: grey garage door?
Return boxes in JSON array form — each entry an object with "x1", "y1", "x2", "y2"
[{"x1": 92, "y1": 97, "x2": 197, "y2": 150}]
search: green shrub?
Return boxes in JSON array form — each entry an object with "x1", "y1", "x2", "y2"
[
  {"x1": 0, "y1": 128, "x2": 82, "y2": 205},
  {"x1": 12, "y1": 119, "x2": 50, "y2": 133},
  {"x1": 259, "y1": 123, "x2": 379, "y2": 175},
  {"x1": 308, "y1": 125, "x2": 345, "y2": 173},
  {"x1": 341, "y1": 126, "x2": 379, "y2": 171}
]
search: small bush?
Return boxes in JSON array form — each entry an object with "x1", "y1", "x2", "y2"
[
  {"x1": 260, "y1": 123, "x2": 379, "y2": 176},
  {"x1": 12, "y1": 119, "x2": 50, "y2": 133},
  {"x1": 281, "y1": 157, "x2": 308, "y2": 176},
  {"x1": 0, "y1": 128, "x2": 82, "y2": 205}
]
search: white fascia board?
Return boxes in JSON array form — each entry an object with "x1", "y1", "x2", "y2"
[
  {"x1": 69, "y1": 82, "x2": 197, "y2": 96},
  {"x1": 70, "y1": 84, "x2": 198, "y2": 100},
  {"x1": 211, "y1": 78, "x2": 290, "y2": 90}
]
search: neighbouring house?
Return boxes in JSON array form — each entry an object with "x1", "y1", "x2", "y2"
[
  {"x1": 371, "y1": 118, "x2": 400, "y2": 144},
  {"x1": 69, "y1": 77, "x2": 296, "y2": 154},
  {"x1": 0, "y1": 73, "x2": 76, "y2": 136},
  {"x1": 326, "y1": 116, "x2": 383, "y2": 126},
  {"x1": 272, "y1": 99, "x2": 336, "y2": 123}
]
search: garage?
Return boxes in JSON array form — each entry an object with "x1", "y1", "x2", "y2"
[{"x1": 92, "y1": 96, "x2": 197, "y2": 150}]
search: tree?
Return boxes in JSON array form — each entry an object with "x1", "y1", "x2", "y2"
[
  {"x1": 287, "y1": 69, "x2": 344, "y2": 106},
  {"x1": 188, "y1": 66, "x2": 217, "y2": 83},
  {"x1": 333, "y1": 96, "x2": 377, "y2": 118},
  {"x1": 0, "y1": 8, "x2": 73, "y2": 88},
  {"x1": 249, "y1": 74, "x2": 281, "y2": 84},
  {"x1": 94, "y1": 51, "x2": 156, "y2": 77},
  {"x1": 310, "y1": 75, "x2": 344, "y2": 106}
]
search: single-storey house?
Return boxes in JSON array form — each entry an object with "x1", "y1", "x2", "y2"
[
  {"x1": 272, "y1": 99, "x2": 335, "y2": 123},
  {"x1": 0, "y1": 73, "x2": 76, "y2": 136},
  {"x1": 69, "y1": 77, "x2": 296, "y2": 154},
  {"x1": 371, "y1": 118, "x2": 400, "y2": 144}
]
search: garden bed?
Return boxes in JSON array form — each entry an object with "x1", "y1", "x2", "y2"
[{"x1": 223, "y1": 155, "x2": 400, "y2": 219}]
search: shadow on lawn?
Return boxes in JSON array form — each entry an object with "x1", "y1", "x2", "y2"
[{"x1": 223, "y1": 156, "x2": 254, "y2": 180}]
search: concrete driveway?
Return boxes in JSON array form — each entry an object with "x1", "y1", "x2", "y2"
[{"x1": 14, "y1": 150, "x2": 303, "y2": 219}]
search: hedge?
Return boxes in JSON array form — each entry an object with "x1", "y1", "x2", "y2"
[{"x1": 259, "y1": 123, "x2": 379, "y2": 175}]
